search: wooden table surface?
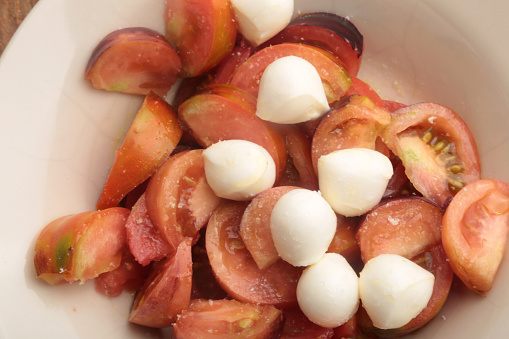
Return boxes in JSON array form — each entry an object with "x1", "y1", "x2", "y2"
[{"x1": 0, "y1": 0, "x2": 39, "y2": 55}]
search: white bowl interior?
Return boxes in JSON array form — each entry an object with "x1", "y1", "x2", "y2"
[{"x1": 0, "y1": 0, "x2": 508, "y2": 337}]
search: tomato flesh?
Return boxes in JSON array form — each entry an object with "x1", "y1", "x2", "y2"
[
  {"x1": 34, "y1": 208, "x2": 130, "y2": 284},
  {"x1": 173, "y1": 299, "x2": 283, "y2": 339},
  {"x1": 382, "y1": 102, "x2": 481, "y2": 207},
  {"x1": 96, "y1": 91, "x2": 182, "y2": 210},
  {"x1": 206, "y1": 201, "x2": 302, "y2": 307},
  {"x1": 129, "y1": 238, "x2": 193, "y2": 328},
  {"x1": 442, "y1": 179, "x2": 509, "y2": 295}
]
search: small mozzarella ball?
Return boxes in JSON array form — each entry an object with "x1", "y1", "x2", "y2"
[
  {"x1": 256, "y1": 56, "x2": 330, "y2": 124},
  {"x1": 359, "y1": 254, "x2": 435, "y2": 330},
  {"x1": 270, "y1": 189, "x2": 336, "y2": 266},
  {"x1": 203, "y1": 140, "x2": 275, "y2": 201},
  {"x1": 297, "y1": 253, "x2": 359, "y2": 328},
  {"x1": 318, "y1": 148, "x2": 393, "y2": 217},
  {"x1": 230, "y1": 0, "x2": 294, "y2": 46}
]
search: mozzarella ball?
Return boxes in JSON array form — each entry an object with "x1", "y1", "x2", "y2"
[
  {"x1": 297, "y1": 253, "x2": 359, "y2": 328},
  {"x1": 203, "y1": 140, "x2": 276, "y2": 201},
  {"x1": 359, "y1": 254, "x2": 435, "y2": 330},
  {"x1": 256, "y1": 56, "x2": 330, "y2": 124},
  {"x1": 270, "y1": 189, "x2": 336, "y2": 266},
  {"x1": 318, "y1": 148, "x2": 393, "y2": 217},
  {"x1": 230, "y1": 0, "x2": 294, "y2": 46}
]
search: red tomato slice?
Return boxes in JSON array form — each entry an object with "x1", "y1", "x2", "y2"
[
  {"x1": 356, "y1": 197, "x2": 454, "y2": 336},
  {"x1": 129, "y1": 238, "x2": 193, "y2": 328},
  {"x1": 382, "y1": 102, "x2": 481, "y2": 207},
  {"x1": 442, "y1": 179, "x2": 509, "y2": 295},
  {"x1": 230, "y1": 43, "x2": 351, "y2": 103},
  {"x1": 357, "y1": 245, "x2": 454, "y2": 338},
  {"x1": 96, "y1": 92, "x2": 182, "y2": 210},
  {"x1": 85, "y1": 27, "x2": 181, "y2": 97},
  {"x1": 277, "y1": 127, "x2": 319, "y2": 190},
  {"x1": 165, "y1": 0, "x2": 237, "y2": 77},
  {"x1": 206, "y1": 201, "x2": 302, "y2": 307},
  {"x1": 239, "y1": 186, "x2": 299, "y2": 270},
  {"x1": 94, "y1": 251, "x2": 149, "y2": 297},
  {"x1": 178, "y1": 84, "x2": 287, "y2": 179},
  {"x1": 258, "y1": 24, "x2": 361, "y2": 77},
  {"x1": 34, "y1": 208, "x2": 130, "y2": 284},
  {"x1": 212, "y1": 38, "x2": 253, "y2": 84},
  {"x1": 327, "y1": 215, "x2": 360, "y2": 264},
  {"x1": 281, "y1": 307, "x2": 334, "y2": 339},
  {"x1": 145, "y1": 149, "x2": 222, "y2": 251},
  {"x1": 125, "y1": 193, "x2": 172, "y2": 266},
  {"x1": 311, "y1": 95, "x2": 391, "y2": 174},
  {"x1": 344, "y1": 77, "x2": 384, "y2": 107},
  {"x1": 357, "y1": 197, "x2": 443, "y2": 262},
  {"x1": 173, "y1": 299, "x2": 283, "y2": 338}
]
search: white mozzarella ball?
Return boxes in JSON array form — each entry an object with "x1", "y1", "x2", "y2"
[
  {"x1": 318, "y1": 148, "x2": 393, "y2": 217},
  {"x1": 359, "y1": 254, "x2": 435, "y2": 330},
  {"x1": 203, "y1": 140, "x2": 276, "y2": 201},
  {"x1": 256, "y1": 56, "x2": 330, "y2": 124},
  {"x1": 297, "y1": 253, "x2": 359, "y2": 328},
  {"x1": 230, "y1": 0, "x2": 294, "y2": 46},
  {"x1": 270, "y1": 189, "x2": 336, "y2": 266}
]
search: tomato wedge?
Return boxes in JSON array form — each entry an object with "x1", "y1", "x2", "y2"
[
  {"x1": 239, "y1": 186, "x2": 299, "y2": 270},
  {"x1": 34, "y1": 208, "x2": 129, "y2": 284},
  {"x1": 311, "y1": 95, "x2": 391, "y2": 174},
  {"x1": 96, "y1": 91, "x2": 182, "y2": 210},
  {"x1": 125, "y1": 193, "x2": 172, "y2": 266},
  {"x1": 145, "y1": 149, "x2": 221, "y2": 251},
  {"x1": 382, "y1": 102, "x2": 481, "y2": 207},
  {"x1": 165, "y1": 0, "x2": 237, "y2": 77},
  {"x1": 356, "y1": 197, "x2": 454, "y2": 337},
  {"x1": 85, "y1": 27, "x2": 181, "y2": 97},
  {"x1": 206, "y1": 201, "x2": 302, "y2": 307},
  {"x1": 442, "y1": 179, "x2": 509, "y2": 295},
  {"x1": 230, "y1": 42, "x2": 351, "y2": 103},
  {"x1": 129, "y1": 238, "x2": 192, "y2": 328},
  {"x1": 173, "y1": 299, "x2": 283, "y2": 338}
]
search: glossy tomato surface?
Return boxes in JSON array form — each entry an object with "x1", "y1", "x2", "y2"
[
  {"x1": 206, "y1": 201, "x2": 302, "y2": 307},
  {"x1": 442, "y1": 179, "x2": 509, "y2": 295}
]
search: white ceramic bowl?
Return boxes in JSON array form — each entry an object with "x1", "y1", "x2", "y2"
[{"x1": 0, "y1": 0, "x2": 507, "y2": 338}]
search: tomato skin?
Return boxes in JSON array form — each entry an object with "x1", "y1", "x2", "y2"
[
  {"x1": 94, "y1": 251, "x2": 149, "y2": 297},
  {"x1": 239, "y1": 186, "x2": 299, "y2": 270},
  {"x1": 442, "y1": 179, "x2": 509, "y2": 295},
  {"x1": 96, "y1": 92, "x2": 182, "y2": 210},
  {"x1": 356, "y1": 197, "x2": 454, "y2": 337},
  {"x1": 85, "y1": 27, "x2": 181, "y2": 97},
  {"x1": 382, "y1": 102, "x2": 481, "y2": 207},
  {"x1": 173, "y1": 299, "x2": 283, "y2": 339},
  {"x1": 145, "y1": 149, "x2": 221, "y2": 250},
  {"x1": 212, "y1": 38, "x2": 253, "y2": 84},
  {"x1": 258, "y1": 24, "x2": 361, "y2": 77},
  {"x1": 178, "y1": 84, "x2": 287, "y2": 179},
  {"x1": 311, "y1": 95, "x2": 391, "y2": 174},
  {"x1": 129, "y1": 238, "x2": 193, "y2": 328},
  {"x1": 281, "y1": 307, "x2": 334, "y2": 339},
  {"x1": 165, "y1": 0, "x2": 236, "y2": 77},
  {"x1": 125, "y1": 193, "x2": 172, "y2": 266},
  {"x1": 206, "y1": 201, "x2": 302, "y2": 307},
  {"x1": 278, "y1": 127, "x2": 318, "y2": 190},
  {"x1": 344, "y1": 77, "x2": 384, "y2": 107},
  {"x1": 34, "y1": 208, "x2": 130, "y2": 284},
  {"x1": 327, "y1": 215, "x2": 360, "y2": 264},
  {"x1": 230, "y1": 43, "x2": 351, "y2": 103}
]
